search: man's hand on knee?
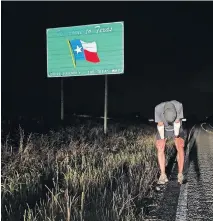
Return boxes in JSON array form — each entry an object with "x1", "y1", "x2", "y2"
[
  {"x1": 156, "y1": 139, "x2": 166, "y2": 149},
  {"x1": 174, "y1": 137, "x2": 184, "y2": 149}
]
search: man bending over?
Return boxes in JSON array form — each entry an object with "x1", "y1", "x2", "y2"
[{"x1": 155, "y1": 100, "x2": 185, "y2": 184}]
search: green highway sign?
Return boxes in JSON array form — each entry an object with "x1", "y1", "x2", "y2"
[{"x1": 46, "y1": 22, "x2": 124, "y2": 77}]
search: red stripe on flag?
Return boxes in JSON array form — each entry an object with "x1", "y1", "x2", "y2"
[{"x1": 84, "y1": 50, "x2": 100, "y2": 63}]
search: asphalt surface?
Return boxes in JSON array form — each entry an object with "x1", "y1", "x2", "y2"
[
  {"x1": 186, "y1": 124, "x2": 213, "y2": 221},
  {"x1": 145, "y1": 123, "x2": 213, "y2": 221}
]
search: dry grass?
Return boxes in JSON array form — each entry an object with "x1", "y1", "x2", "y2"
[{"x1": 1, "y1": 122, "x2": 175, "y2": 221}]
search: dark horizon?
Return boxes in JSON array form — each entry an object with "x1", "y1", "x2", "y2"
[{"x1": 2, "y1": 1, "x2": 213, "y2": 122}]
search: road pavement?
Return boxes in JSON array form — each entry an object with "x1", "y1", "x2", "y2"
[{"x1": 145, "y1": 123, "x2": 213, "y2": 221}]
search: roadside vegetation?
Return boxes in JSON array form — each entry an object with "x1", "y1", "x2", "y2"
[{"x1": 1, "y1": 122, "x2": 175, "y2": 221}]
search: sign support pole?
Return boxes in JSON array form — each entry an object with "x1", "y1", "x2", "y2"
[
  {"x1": 61, "y1": 78, "x2": 64, "y2": 121},
  {"x1": 104, "y1": 75, "x2": 108, "y2": 134}
]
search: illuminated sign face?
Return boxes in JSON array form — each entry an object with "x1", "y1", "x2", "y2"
[{"x1": 46, "y1": 22, "x2": 124, "y2": 77}]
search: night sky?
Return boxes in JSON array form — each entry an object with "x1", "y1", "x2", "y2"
[{"x1": 2, "y1": 1, "x2": 213, "y2": 121}]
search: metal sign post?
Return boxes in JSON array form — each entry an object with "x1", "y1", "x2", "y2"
[
  {"x1": 104, "y1": 75, "x2": 108, "y2": 134},
  {"x1": 61, "y1": 78, "x2": 64, "y2": 121}
]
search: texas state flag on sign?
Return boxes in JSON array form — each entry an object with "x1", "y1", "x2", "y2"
[{"x1": 70, "y1": 39, "x2": 100, "y2": 63}]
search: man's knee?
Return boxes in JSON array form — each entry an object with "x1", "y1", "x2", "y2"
[
  {"x1": 175, "y1": 137, "x2": 185, "y2": 150},
  {"x1": 156, "y1": 139, "x2": 166, "y2": 152}
]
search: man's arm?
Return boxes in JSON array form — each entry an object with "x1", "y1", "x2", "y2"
[
  {"x1": 155, "y1": 103, "x2": 164, "y2": 123},
  {"x1": 175, "y1": 101, "x2": 184, "y2": 121},
  {"x1": 174, "y1": 102, "x2": 184, "y2": 136},
  {"x1": 155, "y1": 104, "x2": 165, "y2": 139}
]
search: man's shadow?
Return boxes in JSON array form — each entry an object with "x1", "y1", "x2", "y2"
[{"x1": 183, "y1": 126, "x2": 200, "y2": 182}]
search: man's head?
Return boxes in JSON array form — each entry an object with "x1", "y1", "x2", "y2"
[{"x1": 163, "y1": 102, "x2": 177, "y2": 125}]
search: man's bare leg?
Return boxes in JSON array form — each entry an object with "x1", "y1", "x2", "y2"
[
  {"x1": 175, "y1": 137, "x2": 185, "y2": 183},
  {"x1": 175, "y1": 138, "x2": 185, "y2": 173},
  {"x1": 156, "y1": 139, "x2": 168, "y2": 184},
  {"x1": 157, "y1": 143, "x2": 166, "y2": 174}
]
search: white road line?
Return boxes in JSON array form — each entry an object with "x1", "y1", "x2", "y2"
[
  {"x1": 201, "y1": 123, "x2": 213, "y2": 134},
  {"x1": 175, "y1": 124, "x2": 196, "y2": 221},
  {"x1": 175, "y1": 182, "x2": 189, "y2": 221},
  {"x1": 209, "y1": 123, "x2": 213, "y2": 129}
]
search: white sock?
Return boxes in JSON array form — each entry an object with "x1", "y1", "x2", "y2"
[
  {"x1": 174, "y1": 121, "x2": 181, "y2": 136},
  {"x1": 157, "y1": 125, "x2": 164, "y2": 139}
]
